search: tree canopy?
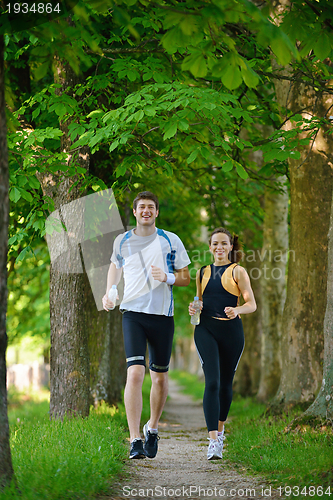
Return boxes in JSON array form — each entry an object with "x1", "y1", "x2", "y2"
[{"x1": 2, "y1": 0, "x2": 333, "y2": 383}]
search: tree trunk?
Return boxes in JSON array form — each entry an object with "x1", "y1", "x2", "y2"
[
  {"x1": 38, "y1": 55, "x2": 128, "y2": 415},
  {"x1": 0, "y1": 34, "x2": 14, "y2": 489},
  {"x1": 49, "y1": 264, "x2": 89, "y2": 418},
  {"x1": 233, "y1": 254, "x2": 262, "y2": 396},
  {"x1": 303, "y1": 184, "x2": 333, "y2": 419},
  {"x1": 37, "y1": 59, "x2": 91, "y2": 419},
  {"x1": 257, "y1": 178, "x2": 288, "y2": 401},
  {"x1": 232, "y1": 138, "x2": 265, "y2": 398},
  {"x1": 272, "y1": 74, "x2": 333, "y2": 407}
]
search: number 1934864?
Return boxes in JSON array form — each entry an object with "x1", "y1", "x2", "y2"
[
  {"x1": 6, "y1": 2, "x2": 61, "y2": 14},
  {"x1": 277, "y1": 486, "x2": 331, "y2": 497}
]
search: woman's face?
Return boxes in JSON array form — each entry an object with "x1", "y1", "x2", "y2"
[{"x1": 209, "y1": 232, "x2": 233, "y2": 264}]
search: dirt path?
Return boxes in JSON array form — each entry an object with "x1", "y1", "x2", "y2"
[{"x1": 111, "y1": 379, "x2": 284, "y2": 500}]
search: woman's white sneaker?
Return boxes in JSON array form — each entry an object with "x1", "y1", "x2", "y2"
[
  {"x1": 218, "y1": 432, "x2": 225, "y2": 450},
  {"x1": 207, "y1": 438, "x2": 223, "y2": 460}
]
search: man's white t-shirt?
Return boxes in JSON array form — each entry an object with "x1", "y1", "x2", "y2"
[{"x1": 111, "y1": 227, "x2": 191, "y2": 316}]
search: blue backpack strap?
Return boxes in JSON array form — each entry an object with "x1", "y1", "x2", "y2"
[
  {"x1": 156, "y1": 228, "x2": 175, "y2": 272},
  {"x1": 157, "y1": 228, "x2": 176, "y2": 316},
  {"x1": 117, "y1": 230, "x2": 132, "y2": 266}
]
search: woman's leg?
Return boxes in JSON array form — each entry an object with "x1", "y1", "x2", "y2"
[
  {"x1": 194, "y1": 320, "x2": 220, "y2": 434},
  {"x1": 218, "y1": 318, "x2": 245, "y2": 422}
]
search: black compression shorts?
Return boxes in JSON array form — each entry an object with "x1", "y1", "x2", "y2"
[{"x1": 122, "y1": 311, "x2": 174, "y2": 372}]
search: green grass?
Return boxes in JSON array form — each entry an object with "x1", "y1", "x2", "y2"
[
  {"x1": 7, "y1": 387, "x2": 51, "y2": 429},
  {"x1": 8, "y1": 372, "x2": 332, "y2": 500},
  {"x1": 170, "y1": 370, "x2": 333, "y2": 500},
  {"x1": 2, "y1": 377, "x2": 154, "y2": 500}
]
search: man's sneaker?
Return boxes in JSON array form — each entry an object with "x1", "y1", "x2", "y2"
[
  {"x1": 207, "y1": 438, "x2": 223, "y2": 460},
  {"x1": 129, "y1": 438, "x2": 146, "y2": 459},
  {"x1": 143, "y1": 422, "x2": 160, "y2": 458}
]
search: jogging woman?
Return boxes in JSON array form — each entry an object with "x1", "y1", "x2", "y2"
[{"x1": 189, "y1": 228, "x2": 256, "y2": 460}]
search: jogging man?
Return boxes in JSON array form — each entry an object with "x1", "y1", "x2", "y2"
[{"x1": 102, "y1": 191, "x2": 191, "y2": 459}]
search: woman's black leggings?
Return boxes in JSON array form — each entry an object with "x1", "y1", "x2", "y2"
[{"x1": 194, "y1": 314, "x2": 245, "y2": 432}]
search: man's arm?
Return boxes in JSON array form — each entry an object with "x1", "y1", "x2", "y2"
[
  {"x1": 173, "y1": 266, "x2": 190, "y2": 287},
  {"x1": 151, "y1": 265, "x2": 190, "y2": 287},
  {"x1": 106, "y1": 262, "x2": 122, "y2": 292},
  {"x1": 102, "y1": 262, "x2": 123, "y2": 311}
]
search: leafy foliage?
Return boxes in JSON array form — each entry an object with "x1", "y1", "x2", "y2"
[
  {"x1": 7, "y1": 244, "x2": 50, "y2": 346},
  {"x1": 3, "y1": 0, "x2": 333, "y2": 346}
]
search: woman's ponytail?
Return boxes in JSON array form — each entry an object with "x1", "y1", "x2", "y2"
[{"x1": 230, "y1": 234, "x2": 243, "y2": 263}]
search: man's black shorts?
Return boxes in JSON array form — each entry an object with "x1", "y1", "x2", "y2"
[{"x1": 122, "y1": 311, "x2": 174, "y2": 372}]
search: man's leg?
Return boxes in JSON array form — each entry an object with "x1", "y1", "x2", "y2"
[
  {"x1": 149, "y1": 370, "x2": 169, "y2": 429},
  {"x1": 143, "y1": 314, "x2": 174, "y2": 458},
  {"x1": 142, "y1": 369, "x2": 168, "y2": 458},
  {"x1": 124, "y1": 364, "x2": 145, "y2": 442}
]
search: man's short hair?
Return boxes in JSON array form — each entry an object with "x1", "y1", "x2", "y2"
[{"x1": 133, "y1": 191, "x2": 159, "y2": 211}]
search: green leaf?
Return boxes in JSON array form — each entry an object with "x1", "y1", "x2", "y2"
[
  {"x1": 32, "y1": 107, "x2": 41, "y2": 119},
  {"x1": 179, "y1": 15, "x2": 198, "y2": 36},
  {"x1": 9, "y1": 187, "x2": 21, "y2": 203},
  {"x1": 17, "y1": 176, "x2": 27, "y2": 187},
  {"x1": 144, "y1": 107, "x2": 156, "y2": 117},
  {"x1": 164, "y1": 162, "x2": 173, "y2": 176},
  {"x1": 186, "y1": 149, "x2": 199, "y2": 164},
  {"x1": 235, "y1": 162, "x2": 248, "y2": 179},
  {"x1": 8, "y1": 235, "x2": 18, "y2": 245},
  {"x1": 289, "y1": 150, "x2": 301, "y2": 159},
  {"x1": 34, "y1": 62, "x2": 49, "y2": 81},
  {"x1": 161, "y1": 28, "x2": 182, "y2": 54},
  {"x1": 115, "y1": 164, "x2": 128, "y2": 177},
  {"x1": 53, "y1": 104, "x2": 67, "y2": 119},
  {"x1": 222, "y1": 66, "x2": 243, "y2": 90},
  {"x1": 258, "y1": 163, "x2": 275, "y2": 176},
  {"x1": 314, "y1": 33, "x2": 332, "y2": 61},
  {"x1": 33, "y1": 220, "x2": 44, "y2": 230},
  {"x1": 271, "y1": 37, "x2": 292, "y2": 66},
  {"x1": 178, "y1": 120, "x2": 189, "y2": 131},
  {"x1": 222, "y1": 160, "x2": 233, "y2": 172},
  {"x1": 27, "y1": 176, "x2": 40, "y2": 189},
  {"x1": 182, "y1": 53, "x2": 208, "y2": 78},
  {"x1": 76, "y1": 166, "x2": 87, "y2": 174},
  {"x1": 15, "y1": 246, "x2": 33, "y2": 264},
  {"x1": 87, "y1": 109, "x2": 104, "y2": 118},
  {"x1": 109, "y1": 140, "x2": 119, "y2": 152},
  {"x1": 143, "y1": 72, "x2": 153, "y2": 81},
  {"x1": 19, "y1": 188, "x2": 33, "y2": 202},
  {"x1": 163, "y1": 122, "x2": 178, "y2": 140},
  {"x1": 191, "y1": 55, "x2": 207, "y2": 78},
  {"x1": 68, "y1": 123, "x2": 86, "y2": 141},
  {"x1": 241, "y1": 65, "x2": 260, "y2": 88},
  {"x1": 132, "y1": 110, "x2": 144, "y2": 122},
  {"x1": 127, "y1": 70, "x2": 139, "y2": 82}
]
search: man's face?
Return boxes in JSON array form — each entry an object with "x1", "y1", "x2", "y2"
[{"x1": 133, "y1": 199, "x2": 159, "y2": 227}]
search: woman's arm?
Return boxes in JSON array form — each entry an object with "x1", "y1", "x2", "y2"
[
  {"x1": 189, "y1": 269, "x2": 203, "y2": 315},
  {"x1": 224, "y1": 266, "x2": 256, "y2": 319}
]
